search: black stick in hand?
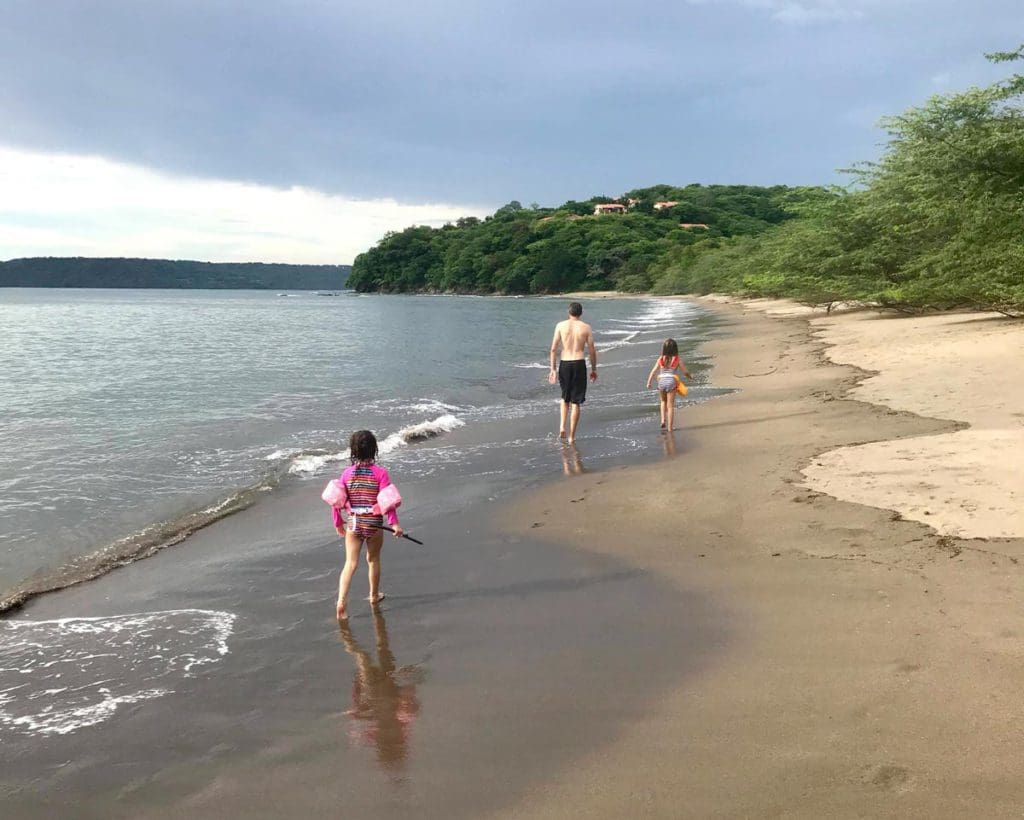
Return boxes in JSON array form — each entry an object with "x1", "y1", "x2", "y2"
[{"x1": 367, "y1": 521, "x2": 424, "y2": 545}]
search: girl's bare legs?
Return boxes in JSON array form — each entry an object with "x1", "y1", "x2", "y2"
[
  {"x1": 365, "y1": 529, "x2": 385, "y2": 603},
  {"x1": 337, "y1": 531, "x2": 363, "y2": 620},
  {"x1": 666, "y1": 392, "x2": 676, "y2": 432},
  {"x1": 659, "y1": 391, "x2": 668, "y2": 428}
]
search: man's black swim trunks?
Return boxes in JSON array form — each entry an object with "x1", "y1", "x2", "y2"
[{"x1": 558, "y1": 359, "x2": 588, "y2": 405}]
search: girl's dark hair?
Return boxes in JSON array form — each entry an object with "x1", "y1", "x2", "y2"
[
  {"x1": 349, "y1": 430, "x2": 379, "y2": 463},
  {"x1": 661, "y1": 338, "x2": 678, "y2": 360}
]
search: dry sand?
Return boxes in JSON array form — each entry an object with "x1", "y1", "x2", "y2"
[
  {"x1": 494, "y1": 298, "x2": 1024, "y2": 818},
  {"x1": 804, "y1": 310, "x2": 1023, "y2": 539},
  {"x1": 703, "y1": 296, "x2": 1023, "y2": 538}
]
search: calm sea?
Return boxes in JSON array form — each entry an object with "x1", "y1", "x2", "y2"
[{"x1": 0, "y1": 289, "x2": 723, "y2": 610}]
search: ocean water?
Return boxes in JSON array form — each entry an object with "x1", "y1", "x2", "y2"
[{"x1": 0, "y1": 289, "x2": 723, "y2": 611}]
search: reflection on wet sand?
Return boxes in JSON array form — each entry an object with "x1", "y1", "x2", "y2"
[
  {"x1": 338, "y1": 611, "x2": 424, "y2": 769},
  {"x1": 560, "y1": 443, "x2": 585, "y2": 476},
  {"x1": 662, "y1": 430, "x2": 678, "y2": 458}
]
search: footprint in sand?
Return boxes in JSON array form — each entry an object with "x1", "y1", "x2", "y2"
[{"x1": 862, "y1": 764, "x2": 912, "y2": 792}]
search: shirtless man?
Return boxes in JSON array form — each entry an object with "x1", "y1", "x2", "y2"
[{"x1": 549, "y1": 302, "x2": 597, "y2": 443}]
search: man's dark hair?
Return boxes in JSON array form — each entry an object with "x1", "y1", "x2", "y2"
[{"x1": 568, "y1": 302, "x2": 583, "y2": 317}]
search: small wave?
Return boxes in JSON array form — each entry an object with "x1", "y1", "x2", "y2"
[
  {"x1": 512, "y1": 361, "x2": 550, "y2": 369},
  {"x1": 286, "y1": 449, "x2": 351, "y2": 475},
  {"x1": 384, "y1": 413, "x2": 465, "y2": 446},
  {"x1": 0, "y1": 609, "x2": 235, "y2": 736},
  {"x1": 286, "y1": 413, "x2": 466, "y2": 476}
]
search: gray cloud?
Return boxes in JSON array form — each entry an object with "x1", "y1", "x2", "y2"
[{"x1": 1, "y1": 0, "x2": 1019, "y2": 206}]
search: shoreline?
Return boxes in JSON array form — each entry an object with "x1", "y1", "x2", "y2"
[
  {"x1": 0, "y1": 292, "x2": 700, "y2": 617},
  {"x1": 492, "y1": 297, "x2": 1024, "y2": 817},
  {"x1": 4, "y1": 293, "x2": 1022, "y2": 816},
  {"x1": 701, "y1": 294, "x2": 1023, "y2": 539}
]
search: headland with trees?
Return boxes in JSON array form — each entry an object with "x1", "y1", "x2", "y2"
[
  {"x1": 349, "y1": 47, "x2": 1024, "y2": 316},
  {"x1": 0, "y1": 258, "x2": 351, "y2": 290}
]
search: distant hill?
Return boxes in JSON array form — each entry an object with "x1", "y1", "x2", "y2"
[
  {"x1": 348, "y1": 183, "x2": 813, "y2": 294},
  {"x1": 0, "y1": 257, "x2": 351, "y2": 290}
]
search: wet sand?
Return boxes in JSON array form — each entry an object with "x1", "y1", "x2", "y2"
[
  {"x1": 495, "y1": 299, "x2": 1024, "y2": 818},
  {"x1": 0, "y1": 474, "x2": 726, "y2": 819}
]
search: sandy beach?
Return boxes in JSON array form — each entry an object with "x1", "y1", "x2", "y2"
[
  {"x1": 495, "y1": 298, "x2": 1024, "y2": 818},
  {"x1": 4, "y1": 295, "x2": 1023, "y2": 818}
]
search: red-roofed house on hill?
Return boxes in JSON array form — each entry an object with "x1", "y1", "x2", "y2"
[
  {"x1": 679, "y1": 223, "x2": 710, "y2": 229},
  {"x1": 593, "y1": 203, "x2": 627, "y2": 215},
  {"x1": 653, "y1": 201, "x2": 679, "y2": 211}
]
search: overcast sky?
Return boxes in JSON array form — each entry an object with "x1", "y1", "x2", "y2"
[{"x1": 1, "y1": 0, "x2": 1019, "y2": 263}]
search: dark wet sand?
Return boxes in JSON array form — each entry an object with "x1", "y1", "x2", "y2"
[{"x1": 0, "y1": 469, "x2": 728, "y2": 819}]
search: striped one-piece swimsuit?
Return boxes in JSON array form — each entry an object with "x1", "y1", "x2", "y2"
[
  {"x1": 657, "y1": 356, "x2": 679, "y2": 392},
  {"x1": 346, "y1": 464, "x2": 384, "y2": 539}
]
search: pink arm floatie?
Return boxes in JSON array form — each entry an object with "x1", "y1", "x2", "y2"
[
  {"x1": 326, "y1": 466, "x2": 356, "y2": 528},
  {"x1": 371, "y1": 466, "x2": 401, "y2": 527},
  {"x1": 322, "y1": 478, "x2": 348, "y2": 508}
]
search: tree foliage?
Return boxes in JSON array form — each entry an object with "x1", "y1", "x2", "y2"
[
  {"x1": 653, "y1": 47, "x2": 1024, "y2": 315},
  {"x1": 347, "y1": 187, "x2": 806, "y2": 294},
  {"x1": 352, "y1": 48, "x2": 1023, "y2": 313}
]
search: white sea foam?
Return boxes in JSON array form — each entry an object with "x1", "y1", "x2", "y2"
[
  {"x1": 404, "y1": 400, "x2": 463, "y2": 414},
  {"x1": 512, "y1": 361, "x2": 550, "y2": 369},
  {"x1": 379, "y1": 413, "x2": 465, "y2": 451},
  {"x1": 607, "y1": 299, "x2": 697, "y2": 330},
  {"x1": 600, "y1": 330, "x2": 641, "y2": 351},
  {"x1": 0, "y1": 609, "x2": 236, "y2": 737},
  {"x1": 287, "y1": 449, "x2": 351, "y2": 475},
  {"x1": 362, "y1": 397, "x2": 465, "y2": 415}
]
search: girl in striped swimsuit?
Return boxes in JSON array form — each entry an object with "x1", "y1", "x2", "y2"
[
  {"x1": 645, "y1": 338, "x2": 693, "y2": 433},
  {"x1": 333, "y1": 430, "x2": 404, "y2": 620}
]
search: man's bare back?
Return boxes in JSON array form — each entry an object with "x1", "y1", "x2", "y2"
[
  {"x1": 552, "y1": 317, "x2": 594, "y2": 361},
  {"x1": 549, "y1": 302, "x2": 598, "y2": 442}
]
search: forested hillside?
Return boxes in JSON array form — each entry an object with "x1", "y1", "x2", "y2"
[
  {"x1": 348, "y1": 184, "x2": 815, "y2": 294},
  {"x1": 0, "y1": 258, "x2": 351, "y2": 290},
  {"x1": 351, "y1": 47, "x2": 1024, "y2": 315}
]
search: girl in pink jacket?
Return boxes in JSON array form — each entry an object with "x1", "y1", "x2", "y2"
[{"x1": 333, "y1": 430, "x2": 404, "y2": 619}]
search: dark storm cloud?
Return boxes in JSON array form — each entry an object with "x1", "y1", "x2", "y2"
[{"x1": 1, "y1": 0, "x2": 1019, "y2": 205}]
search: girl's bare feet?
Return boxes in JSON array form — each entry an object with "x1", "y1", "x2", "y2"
[
  {"x1": 336, "y1": 599, "x2": 348, "y2": 620},
  {"x1": 367, "y1": 592, "x2": 386, "y2": 605}
]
